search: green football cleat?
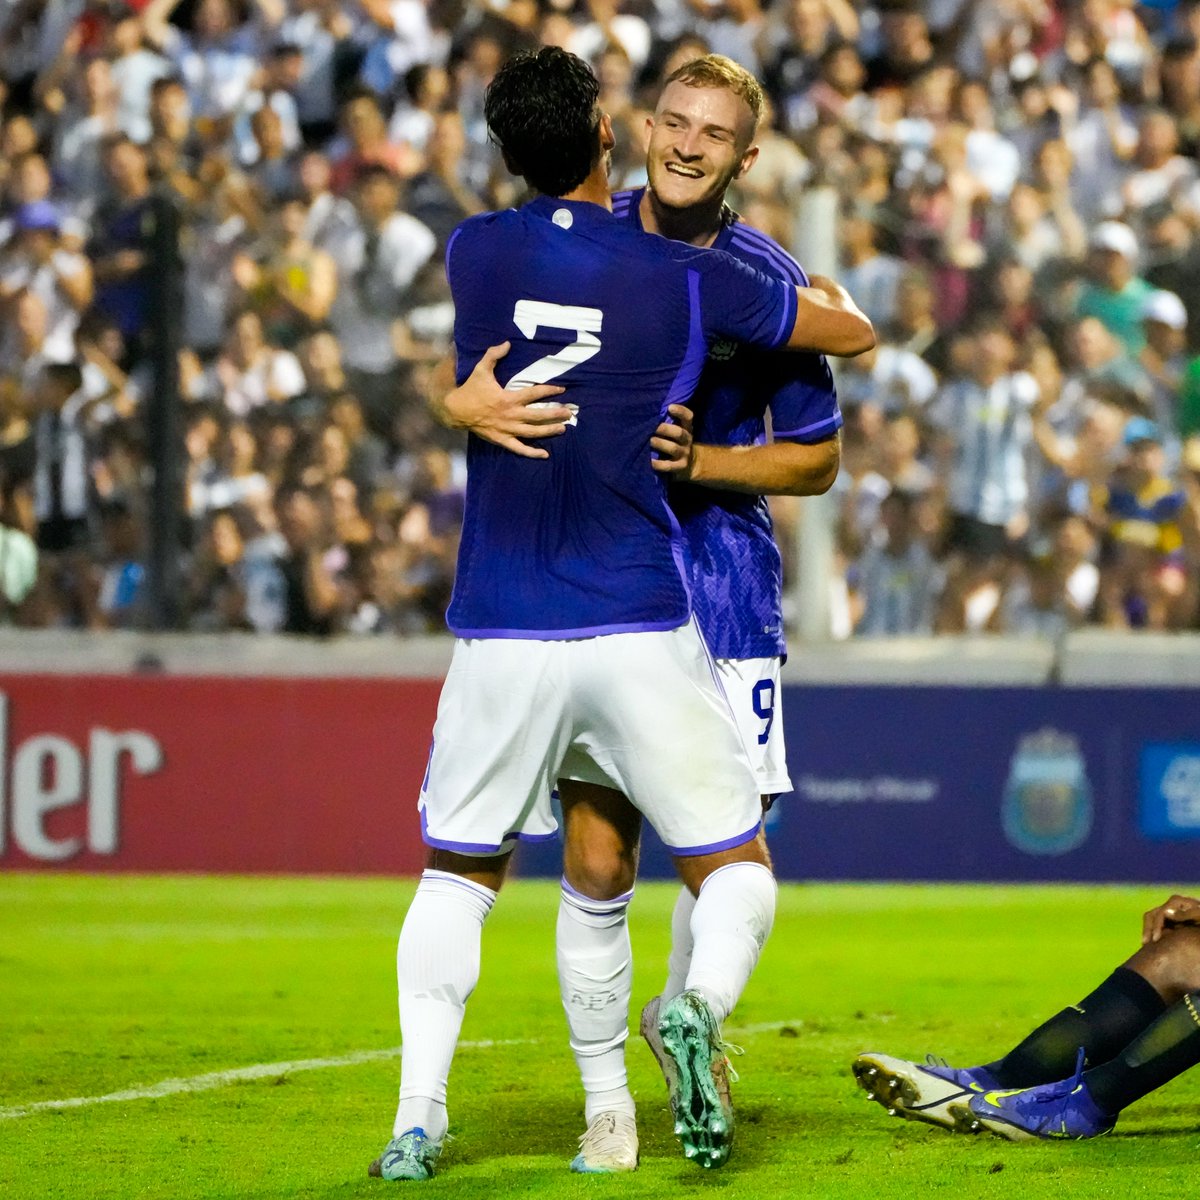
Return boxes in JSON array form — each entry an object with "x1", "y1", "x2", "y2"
[
  {"x1": 369, "y1": 1127, "x2": 443, "y2": 1181},
  {"x1": 657, "y1": 990, "x2": 735, "y2": 1169}
]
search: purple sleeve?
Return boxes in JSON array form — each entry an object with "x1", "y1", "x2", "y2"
[
  {"x1": 720, "y1": 228, "x2": 840, "y2": 442},
  {"x1": 763, "y1": 354, "x2": 842, "y2": 444},
  {"x1": 694, "y1": 249, "x2": 797, "y2": 350}
]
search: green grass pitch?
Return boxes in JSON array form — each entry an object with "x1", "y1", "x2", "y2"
[{"x1": 2, "y1": 873, "x2": 1198, "y2": 1199}]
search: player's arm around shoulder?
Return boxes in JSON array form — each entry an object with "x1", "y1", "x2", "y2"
[{"x1": 787, "y1": 275, "x2": 875, "y2": 357}]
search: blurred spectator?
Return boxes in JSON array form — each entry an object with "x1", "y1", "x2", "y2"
[
  {"x1": 836, "y1": 339, "x2": 938, "y2": 418},
  {"x1": 273, "y1": 484, "x2": 348, "y2": 635},
  {"x1": 48, "y1": 56, "x2": 146, "y2": 199},
  {"x1": 389, "y1": 62, "x2": 452, "y2": 154},
  {"x1": 106, "y1": 11, "x2": 172, "y2": 135},
  {"x1": 95, "y1": 498, "x2": 147, "y2": 629},
  {"x1": 235, "y1": 41, "x2": 305, "y2": 168},
  {"x1": 28, "y1": 361, "x2": 96, "y2": 627},
  {"x1": 1002, "y1": 515, "x2": 1100, "y2": 636},
  {"x1": 1063, "y1": 56, "x2": 1137, "y2": 223},
  {"x1": 0, "y1": 0, "x2": 1196, "y2": 637},
  {"x1": 406, "y1": 110, "x2": 486, "y2": 249},
  {"x1": 296, "y1": 148, "x2": 356, "y2": 250},
  {"x1": 329, "y1": 87, "x2": 419, "y2": 193},
  {"x1": 241, "y1": 105, "x2": 296, "y2": 203},
  {"x1": 1144, "y1": 209, "x2": 1200, "y2": 356},
  {"x1": 324, "y1": 163, "x2": 435, "y2": 433},
  {"x1": 1137, "y1": 290, "x2": 1189, "y2": 439},
  {"x1": 231, "y1": 191, "x2": 337, "y2": 345},
  {"x1": 839, "y1": 205, "x2": 905, "y2": 332},
  {"x1": 958, "y1": 77, "x2": 1020, "y2": 204},
  {"x1": 357, "y1": 0, "x2": 439, "y2": 97},
  {"x1": 193, "y1": 418, "x2": 272, "y2": 514},
  {"x1": 927, "y1": 319, "x2": 1039, "y2": 631},
  {"x1": 1120, "y1": 108, "x2": 1198, "y2": 232},
  {"x1": 1098, "y1": 417, "x2": 1194, "y2": 629},
  {"x1": 852, "y1": 489, "x2": 942, "y2": 636},
  {"x1": 276, "y1": 0, "x2": 355, "y2": 142},
  {"x1": 141, "y1": 0, "x2": 263, "y2": 126},
  {"x1": 206, "y1": 309, "x2": 306, "y2": 417},
  {"x1": 0, "y1": 202, "x2": 94, "y2": 361},
  {"x1": 89, "y1": 136, "x2": 155, "y2": 346},
  {"x1": 1074, "y1": 221, "x2": 1154, "y2": 354}
]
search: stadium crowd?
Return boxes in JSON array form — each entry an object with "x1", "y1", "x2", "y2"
[{"x1": 1, "y1": 0, "x2": 1200, "y2": 634}]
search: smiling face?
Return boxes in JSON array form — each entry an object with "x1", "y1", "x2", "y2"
[{"x1": 644, "y1": 81, "x2": 758, "y2": 214}]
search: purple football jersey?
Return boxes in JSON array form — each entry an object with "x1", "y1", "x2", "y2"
[
  {"x1": 444, "y1": 196, "x2": 800, "y2": 639},
  {"x1": 612, "y1": 189, "x2": 841, "y2": 659}
]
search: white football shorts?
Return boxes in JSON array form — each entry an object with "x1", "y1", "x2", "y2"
[
  {"x1": 715, "y1": 656, "x2": 792, "y2": 799},
  {"x1": 418, "y1": 619, "x2": 762, "y2": 857}
]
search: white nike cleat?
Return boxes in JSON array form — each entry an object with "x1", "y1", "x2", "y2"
[
  {"x1": 852, "y1": 1052, "x2": 991, "y2": 1133},
  {"x1": 569, "y1": 1111, "x2": 639, "y2": 1173}
]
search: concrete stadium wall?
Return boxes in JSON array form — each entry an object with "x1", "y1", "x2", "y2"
[{"x1": 0, "y1": 632, "x2": 1197, "y2": 882}]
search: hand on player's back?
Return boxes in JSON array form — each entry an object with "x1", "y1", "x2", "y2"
[
  {"x1": 1142, "y1": 894, "x2": 1200, "y2": 944},
  {"x1": 433, "y1": 341, "x2": 575, "y2": 460},
  {"x1": 650, "y1": 405, "x2": 695, "y2": 476}
]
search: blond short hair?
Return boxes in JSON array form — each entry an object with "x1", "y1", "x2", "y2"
[{"x1": 664, "y1": 54, "x2": 765, "y2": 136}]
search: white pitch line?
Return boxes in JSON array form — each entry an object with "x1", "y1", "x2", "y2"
[{"x1": 0, "y1": 1020, "x2": 799, "y2": 1123}]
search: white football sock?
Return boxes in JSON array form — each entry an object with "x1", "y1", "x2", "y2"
[
  {"x1": 662, "y1": 885, "x2": 696, "y2": 1003},
  {"x1": 394, "y1": 868, "x2": 497, "y2": 1141},
  {"x1": 685, "y1": 862, "x2": 776, "y2": 1024},
  {"x1": 557, "y1": 879, "x2": 636, "y2": 1122}
]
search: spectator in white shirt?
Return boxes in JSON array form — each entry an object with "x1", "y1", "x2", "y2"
[
  {"x1": 143, "y1": 0, "x2": 263, "y2": 123},
  {"x1": 957, "y1": 77, "x2": 1020, "y2": 203},
  {"x1": 836, "y1": 340, "x2": 938, "y2": 418},
  {"x1": 107, "y1": 11, "x2": 172, "y2": 132},
  {"x1": 0, "y1": 201, "x2": 93, "y2": 363},
  {"x1": 324, "y1": 163, "x2": 435, "y2": 435},
  {"x1": 927, "y1": 317, "x2": 1040, "y2": 558},
  {"x1": 1120, "y1": 108, "x2": 1199, "y2": 232},
  {"x1": 296, "y1": 149, "x2": 356, "y2": 252},
  {"x1": 1063, "y1": 57, "x2": 1137, "y2": 222},
  {"x1": 51, "y1": 56, "x2": 149, "y2": 201},
  {"x1": 235, "y1": 41, "x2": 304, "y2": 168},
  {"x1": 208, "y1": 309, "x2": 306, "y2": 418}
]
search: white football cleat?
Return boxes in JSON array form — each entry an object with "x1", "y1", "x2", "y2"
[
  {"x1": 852, "y1": 1052, "x2": 991, "y2": 1133},
  {"x1": 569, "y1": 1111, "x2": 639, "y2": 1173}
]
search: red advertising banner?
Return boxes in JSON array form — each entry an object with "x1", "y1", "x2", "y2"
[{"x1": 0, "y1": 675, "x2": 441, "y2": 874}]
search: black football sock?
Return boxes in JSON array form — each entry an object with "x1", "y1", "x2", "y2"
[
  {"x1": 983, "y1": 967, "x2": 1166, "y2": 1088},
  {"x1": 1083, "y1": 991, "x2": 1200, "y2": 1115}
]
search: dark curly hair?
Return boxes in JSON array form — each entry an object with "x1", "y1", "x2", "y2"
[{"x1": 484, "y1": 47, "x2": 602, "y2": 198}]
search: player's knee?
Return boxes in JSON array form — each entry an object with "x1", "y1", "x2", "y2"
[
  {"x1": 563, "y1": 841, "x2": 635, "y2": 900},
  {"x1": 1128, "y1": 927, "x2": 1200, "y2": 1002}
]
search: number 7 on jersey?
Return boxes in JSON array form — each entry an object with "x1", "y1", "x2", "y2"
[{"x1": 507, "y1": 300, "x2": 604, "y2": 425}]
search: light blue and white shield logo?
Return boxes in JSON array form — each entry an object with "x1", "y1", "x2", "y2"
[{"x1": 1002, "y1": 728, "x2": 1093, "y2": 856}]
